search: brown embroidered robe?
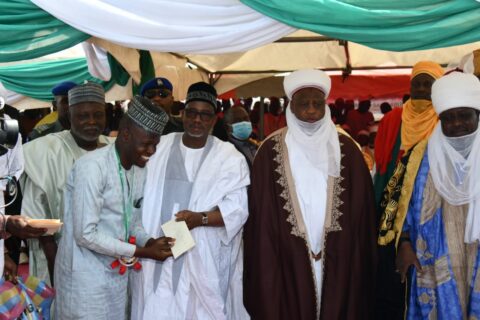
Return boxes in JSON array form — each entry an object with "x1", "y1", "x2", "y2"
[{"x1": 244, "y1": 128, "x2": 377, "y2": 320}]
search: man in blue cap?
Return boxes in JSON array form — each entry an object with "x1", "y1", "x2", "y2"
[
  {"x1": 141, "y1": 77, "x2": 183, "y2": 134},
  {"x1": 28, "y1": 81, "x2": 77, "y2": 140}
]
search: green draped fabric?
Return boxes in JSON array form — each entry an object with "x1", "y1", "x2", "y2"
[
  {"x1": 132, "y1": 50, "x2": 156, "y2": 95},
  {"x1": 240, "y1": 0, "x2": 480, "y2": 51},
  {"x1": 0, "y1": 0, "x2": 89, "y2": 62},
  {"x1": 107, "y1": 54, "x2": 130, "y2": 87},
  {"x1": 0, "y1": 58, "x2": 120, "y2": 101}
]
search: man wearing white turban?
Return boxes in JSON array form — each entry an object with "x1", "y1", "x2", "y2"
[
  {"x1": 396, "y1": 72, "x2": 480, "y2": 319},
  {"x1": 244, "y1": 69, "x2": 377, "y2": 319}
]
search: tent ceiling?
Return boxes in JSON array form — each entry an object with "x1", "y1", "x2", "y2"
[
  {"x1": 6, "y1": 30, "x2": 480, "y2": 108},
  {"x1": 180, "y1": 31, "x2": 480, "y2": 74}
]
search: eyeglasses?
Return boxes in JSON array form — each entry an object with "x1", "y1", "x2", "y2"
[
  {"x1": 144, "y1": 89, "x2": 171, "y2": 99},
  {"x1": 185, "y1": 108, "x2": 215, "y2": 121}
]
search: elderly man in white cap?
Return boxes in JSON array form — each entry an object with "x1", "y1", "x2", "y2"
[
  {"x1": 21, "y1": 82, "x2": 111, "y2": 286},
  {"x1": 395, "y1": 72, "x2": 480, "y2": 319},
  {"x1": 244, "y1": 69, "x2": 377, "y2": 320}
]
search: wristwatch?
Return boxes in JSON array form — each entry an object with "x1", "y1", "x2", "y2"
[{"x1": 201, "y1": 212, "x2": 208, "y2": 226}]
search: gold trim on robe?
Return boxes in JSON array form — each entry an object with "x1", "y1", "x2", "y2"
[
  {"x1": 269, "y1": 128, "x2": 346, "y2": 319},
  {"x1": 377, "y1": 139, "x2": 428, "y2": 247}
]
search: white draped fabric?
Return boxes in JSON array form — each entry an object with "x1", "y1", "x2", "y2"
[
  {"x1": 31, "y1": 0, "x2": 295, "y2": 54},
  {"x1": 0, "y1": 82, "x2": 24, "y2": 106},
  {"x1": 82, "y1": 42, "x2": 111, "y2": 81}
]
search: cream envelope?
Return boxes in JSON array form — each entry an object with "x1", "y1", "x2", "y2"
[{"x1": 161, "y1": 220, "x2": 196, "y2": 259}]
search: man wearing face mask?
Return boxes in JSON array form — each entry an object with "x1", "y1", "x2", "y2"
[
  {"x1": 224, "y1": 106, "x2": 259, "y2": 169},
  {"x1": 395, "y1": 72, "x2": 480, "y2": 319},
  {"x1": 244, "y1": 69, "x2": 377, "y2": 320}
]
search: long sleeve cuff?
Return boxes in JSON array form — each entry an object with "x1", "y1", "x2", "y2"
[
  {"x1": 133, "y1": 230, "x2": 151, "y2": 248},
  {"x1": 115, "y1": 241, "x2": 136, "y2": 258}
]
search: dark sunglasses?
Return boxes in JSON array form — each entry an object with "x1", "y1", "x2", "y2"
[
  {"x1": 185, "y1": 108, "x2": 215, "y2": 121},
  {"x1": 144, "y1": 89, "x2": 171, "y2": 99}
]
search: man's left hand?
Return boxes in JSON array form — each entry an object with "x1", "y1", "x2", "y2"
[
  {"x1": 6, "y1": 216, "x2": 47, "y2": 239},
  {"x1": 175, "y1": 210, "x2": 202, "y2": 230},
  {"x1": 3, "y1": 253, "x2": 18, "y2": 283}
]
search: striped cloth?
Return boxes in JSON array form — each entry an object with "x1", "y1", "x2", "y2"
[
  {"x1": 0, "y1": 278, "x2": 27, "y2": 320},
  {"x1": 0, "y1": 276, "x2": 55, "y2": 320}
]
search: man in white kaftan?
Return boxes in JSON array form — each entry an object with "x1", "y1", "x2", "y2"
[
  {"x1": 131, "y1": 82, "x2": 250, "y2": 320},
  {"x1": 21, "y1": 82, "x2": 111, "y2": 285},
  {"x1": 55, "y1": 95, "x2": 171, "y2": 319}
]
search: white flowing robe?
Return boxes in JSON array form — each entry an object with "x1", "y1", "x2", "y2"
[
  {"x1": 131, "y1": 133, "x2": 250, "y2": 320},
  {"x1": 55, "y1": 144, "x2": 150, "y2": 320},
  {"x1": 21, "y1": 130, "x2": 111, "y2": 284}
]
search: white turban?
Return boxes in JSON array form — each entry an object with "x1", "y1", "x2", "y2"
[
  {"x1": 283, "y1": 69, "x2": 331, "y2": 100},
  {"x1": 431, "y1": 72, "x2": 480, "y2": 115}
]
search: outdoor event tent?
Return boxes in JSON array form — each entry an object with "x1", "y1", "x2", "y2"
[
  {"x1": 4, "y1": 31, "x2": 480, "y2": 109},
  {"x1": 1, "y1": 0, "x2": 480, "y2": 108}
]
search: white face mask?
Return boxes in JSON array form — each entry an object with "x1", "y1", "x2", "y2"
[
  {"x1": 445, "y1": 128, "x2": 478, "y2": 159},
  {"x1": 285, "y1": 106, "x2": 341, "y2": 177},
  {"x1": 294, "y1": 117, "x2": 324, "y2": 136}
]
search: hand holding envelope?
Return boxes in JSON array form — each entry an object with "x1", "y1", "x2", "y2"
[{"x1": 161, "y1": 220, "x2": 195, "y2": 259}]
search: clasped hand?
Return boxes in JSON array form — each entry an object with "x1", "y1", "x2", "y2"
[{"x1": 139, "y1": 237, "x2": 175, "y2": 261}]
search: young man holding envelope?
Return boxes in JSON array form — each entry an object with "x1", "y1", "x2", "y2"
[{"x1": 54, "y1": 96, "x2": 173, "y2": 319}]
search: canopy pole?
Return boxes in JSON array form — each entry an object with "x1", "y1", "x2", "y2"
[{"x1": 259, "y1": 97, "x2": 265, "y2": 140}]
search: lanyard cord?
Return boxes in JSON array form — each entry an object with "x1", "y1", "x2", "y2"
[{"x1": 114, "y1": 148, "x2": 134, "y2": 242}]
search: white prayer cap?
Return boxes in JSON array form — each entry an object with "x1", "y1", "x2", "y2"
[
  {"x1": 283, "y1": 69, "x2": 331, "y2": 100},
  {"x1": 431, "y1": 72, "x2": 480, "y2": 115}
]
